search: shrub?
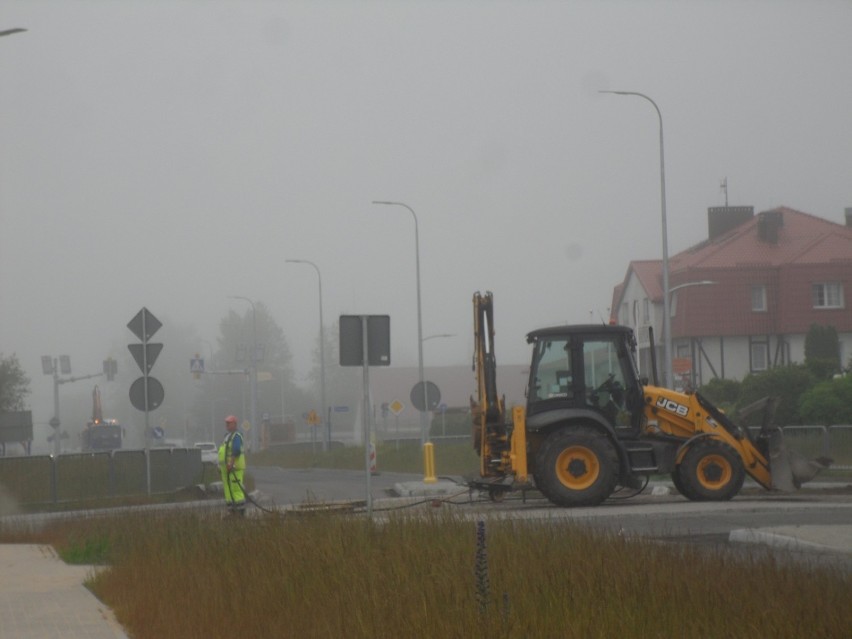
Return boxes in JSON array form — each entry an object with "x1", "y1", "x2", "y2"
[
  {"x1": 697, "y1": 378, "x2": 741, "y2": 413},
  {"x1": 737, "y1": 365, "x2": 816, "y2": 426},
  {"x1": 804, "y1": 324, "x2": 841, "y2": 380},
  {"x1": 799, "y1": 374, "x2": 852, "y2": 425}
]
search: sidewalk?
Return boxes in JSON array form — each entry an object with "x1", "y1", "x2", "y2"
[{"x1": 0, "y1": 544, "x2": 128, "y2": 639}]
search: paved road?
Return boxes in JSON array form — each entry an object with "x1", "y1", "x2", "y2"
[
  {"x1": 253, "y1": 466, "x2": 852, "y2": 568},
  {"x1": 250, "y1": 466, "x2": 427, "y2": 505}
]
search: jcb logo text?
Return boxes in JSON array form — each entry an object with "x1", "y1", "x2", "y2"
[{"x1": 656, "y1": 397, "x2": 689, "y2": 417}]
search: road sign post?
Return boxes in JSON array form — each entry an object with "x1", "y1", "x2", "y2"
[
  {"x1": 339, "y1": 314, "x2": 390, "y2": 517},
  {"x1": 127, "y1": 307, "x2": 164, "y2": 495}
]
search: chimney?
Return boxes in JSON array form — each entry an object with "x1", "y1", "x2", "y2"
[
  {"x1": 845, "y1": 207, "x2": 852, "y2": 227},
  {"x1": 708, "y1": 206, "x2": 754, "y2": 240},
  {"x1": 757, "y1": 209, "x2": 783, "y2": 244}
]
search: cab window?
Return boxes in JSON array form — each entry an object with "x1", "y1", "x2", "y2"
[
  {"x1": 583, "y1": 338, "x2": 631, "y2": 428},
  {"x1": 531, "y1": 338, "x2": 573, "y2": 401}
]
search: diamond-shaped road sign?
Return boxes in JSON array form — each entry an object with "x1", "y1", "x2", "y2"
[{"x1": 127, "y1": 307, "x2": 162, "y2": 342}]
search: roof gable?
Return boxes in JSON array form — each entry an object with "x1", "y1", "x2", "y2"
[
  {"x1": 613, "y1": 260, "x2": 663, "y2": 313},
  {"x1": 611, "y1": 206, "x2": 852, "y2": 309},
  {"x1": 672, "y1": 206, "x2": 852, "y2": 272}
]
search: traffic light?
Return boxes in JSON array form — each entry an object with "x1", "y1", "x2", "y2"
[{"x1": 103, "y1": 357, "x2": 118, "y2": 381}]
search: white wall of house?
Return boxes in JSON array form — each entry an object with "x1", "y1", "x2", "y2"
[
  {"x1": 685, "y1": 335, "x2": 752, "y2": 384},
  {"x1": 619, "y1": 273, "x2": 852, "y2": 386},
  {"x1": 618, "y1": 273, "x2": 659, "y2": 379},
  {"x1": 673, "y1": 331, "x2": 852, "y2": 386}
]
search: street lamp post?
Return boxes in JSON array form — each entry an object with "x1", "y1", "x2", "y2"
[
  {"x1": 600, "y1": 90, "x2": 671, "y2": 387},
  {"x1": 372, "y1": 200, "x2": 428, "y2": 445},
  {"x1": 666, "y1": 280, "x2": 716, "y2": 387},
  {"x1": 229, "y1": 296, "x2": 258, "y2": 450},
  {"x1": 199, "y1": 339, "x2": 216, "y2": 441},
  {"x1": 41, "y1": 356, "x2": 66, "y2": 456},
  {"x1": 286, "y1": 259, "x2": 328, "y2": 451}
]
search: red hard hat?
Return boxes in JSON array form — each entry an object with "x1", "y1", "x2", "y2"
[{"x1": 225, "y1": 415, "x2": 238, "y2": 425}]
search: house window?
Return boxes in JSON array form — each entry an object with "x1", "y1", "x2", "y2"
[
  {"x1": 812, "y1": 282, "x2": 844, "y2": 309},
  {"x1": 750, "y1": 341, "x2": 768, "y2": 372},
  {"x1": 642, "y1": 298, "x2": 650, "y2": 323},
  {"x1": 751, "y1": 285, "x2": 767, "y2": 312}
]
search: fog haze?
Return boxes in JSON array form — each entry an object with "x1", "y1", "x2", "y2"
[{"x1": 2, "y1": 1, "x2": 851, "y2": 445}]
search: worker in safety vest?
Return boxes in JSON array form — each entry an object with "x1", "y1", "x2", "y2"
[{"x1": 218, "y1": 415, "x2": 246, "y2": 515}]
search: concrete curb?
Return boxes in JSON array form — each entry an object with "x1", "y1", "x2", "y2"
[{"x1": 729, "y1": 525, "x2": 852, "y2": 554}]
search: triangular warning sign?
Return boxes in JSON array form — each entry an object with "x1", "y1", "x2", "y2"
[{"x1": 128, "y1": 343, "x2": 163, "y2": 374}]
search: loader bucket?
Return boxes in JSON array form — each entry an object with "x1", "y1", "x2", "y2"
[{"x1": 764, "y1": 428, "x2": 832, "y2": 491}]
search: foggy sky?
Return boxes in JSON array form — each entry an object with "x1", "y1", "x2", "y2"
[{"x1": 2, "y1": 1, "x2": 851, "y2": 437}]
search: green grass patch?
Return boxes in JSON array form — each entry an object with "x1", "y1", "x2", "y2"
[{"x1": 58, "y1": 534, "x2": 111, "y2": 565}]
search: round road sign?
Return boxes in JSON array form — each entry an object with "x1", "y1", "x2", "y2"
[
  {"x1": 410, "y1": 381, "x2": 441, "y2": 412},
  {"x1": 129, "y1": 376, "x2": 165, "y2": 411}
]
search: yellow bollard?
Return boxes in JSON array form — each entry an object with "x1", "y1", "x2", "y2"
[{"x1": 423, "y1": 442, "x2": 437, "y2": 484}]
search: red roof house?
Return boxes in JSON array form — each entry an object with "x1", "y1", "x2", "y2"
[{"x1": 612, "y1": 206, "x2": 852, "y2": 387}]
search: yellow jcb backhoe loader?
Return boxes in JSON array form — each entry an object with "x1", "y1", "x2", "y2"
[{"x1": 470, "y1": 291, "x2": 830, "y2": 506}]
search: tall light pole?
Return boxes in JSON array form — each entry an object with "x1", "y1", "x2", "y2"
[
  {"x1": 666, "y1": 280, "x2": 716, "y2": 387},
  {"x1": 229, "y1": 296, "x2": 258, "y2": 450},
  {"x1": 600, "y1": 90, "x2": 671, "y2": 387},
  {"x1": 286, "y1": 258, "x2": 328, "y2": 450},
  {"x1": 199, "y1": 339, "x2": 216, "y2": 442},
  {"x1": 372, "y1": 200, "x2": 427, "y2": 444}
]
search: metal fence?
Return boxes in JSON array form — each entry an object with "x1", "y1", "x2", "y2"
[
  {"x1": 746, "y1": 425, "x2": 851, "y2": 469},
  {"x1": 0, "y1": 448, "x2": 203, "y2": 507}
]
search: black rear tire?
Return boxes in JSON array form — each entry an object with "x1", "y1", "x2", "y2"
[
  {"x1": 676, "y1": 439, "x2": 745, "y2": 501},
  {"x1": 534, "y1": 425, "x2": 619, "y2": 507}
]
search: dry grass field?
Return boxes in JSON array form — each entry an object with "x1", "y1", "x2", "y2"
[{"x1": 2, "y1": 507, "x2": 850, "y2": 639}]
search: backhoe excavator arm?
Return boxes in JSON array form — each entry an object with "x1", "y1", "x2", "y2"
[{"x1": 472, "y1": 292, "x2": 505, "y2": 476}]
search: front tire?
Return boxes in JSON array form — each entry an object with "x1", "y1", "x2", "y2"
[
  {"x1": 676, "y1": 439, "x2": 745, "y2": 501},
  {"x1": 534, "y1": 426, "x2": 619, "y2": 507}
]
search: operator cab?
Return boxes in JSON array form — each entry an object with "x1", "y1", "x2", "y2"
[{"x1": 525, "y1": 324, "x2": 643, "y2": 433}]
